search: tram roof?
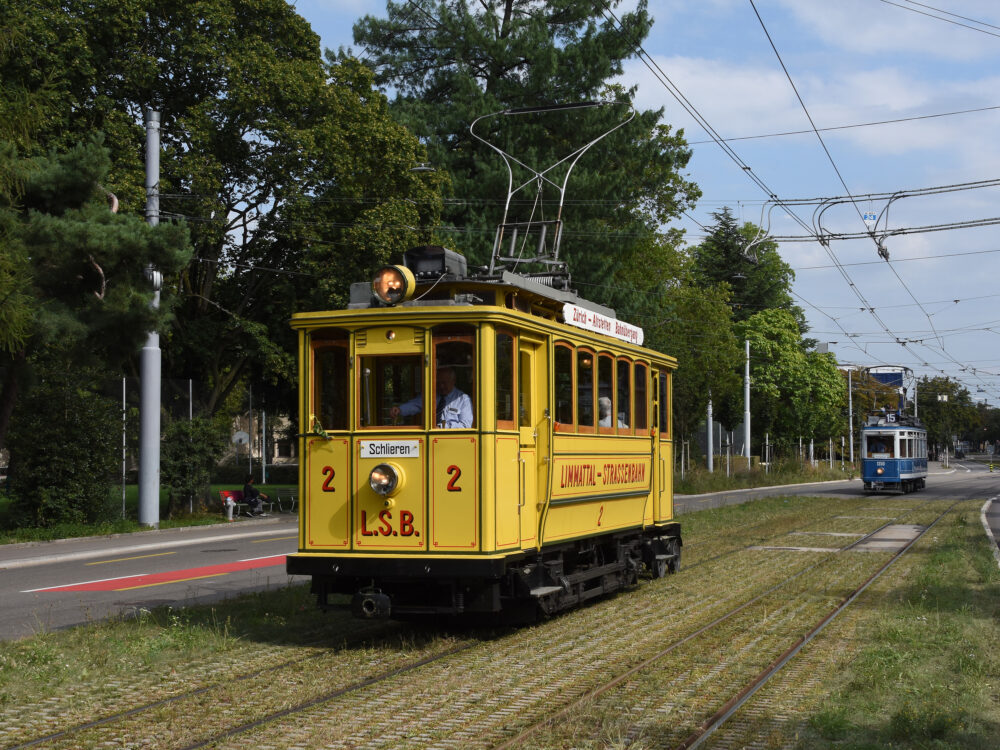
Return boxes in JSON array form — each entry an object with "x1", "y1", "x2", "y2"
[
  {"x1": 293, "y1": 245, "x2": 659, "y2": 354},
  {"x1": 862, "y1": 412, "x2": 924, "y2": 429}
]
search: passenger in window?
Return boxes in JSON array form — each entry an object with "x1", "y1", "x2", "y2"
[
  {"x1": 598, "y1": 396, "x2": 627, "y2": 428},
  {"x1": 390, "y1": 366, "x2": 473, "y2": 428}
]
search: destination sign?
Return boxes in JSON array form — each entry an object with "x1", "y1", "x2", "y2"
[
  {"x1": 562, "y1": 303, "x2": 644, "y2": 345},
  {"x1": 359, "y1": 440, "x2": 420, "y2": 458}
]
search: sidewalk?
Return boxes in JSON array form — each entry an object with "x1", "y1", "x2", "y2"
[{"x1": 0, "y1": 514, "x2": 299, "y2": 571}]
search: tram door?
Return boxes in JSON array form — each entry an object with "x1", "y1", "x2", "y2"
[
  {"x1": 653, "y1": 368, "x2": 673, "y2": 522},
  {"x1": 517, "y1": 339, "x2": 548, "y2": 549}
]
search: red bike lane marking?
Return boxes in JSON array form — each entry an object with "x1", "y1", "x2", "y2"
[{"x1": 25, "y1": 555, "x2": 286, "y2": 593}]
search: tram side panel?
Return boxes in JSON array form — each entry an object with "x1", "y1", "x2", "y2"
[{"x1": 542, "y1": 434, "x2": 654, "y2": 546}]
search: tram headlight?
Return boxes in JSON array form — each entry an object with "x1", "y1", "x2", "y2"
[
  {"x1": 372, "y1": 265, "x2": 415, "y2": 305},
  {"x1": 876, "y1": 466, "x2": 884, "y2": 475},
  {"x1": 369, "y1": 463, "x2": 401, "y2": 496}
]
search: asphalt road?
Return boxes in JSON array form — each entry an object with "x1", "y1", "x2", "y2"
[
  {"x1": 1, "y1": 461, "x2": 997, "y2": 642},
  {"x1": 0, "y1": 514, "x2": 303, "y2": 641}
]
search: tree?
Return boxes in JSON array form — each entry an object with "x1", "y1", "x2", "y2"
[
  {"x1": 915, "y1": 376, "x2": 977, "y2": 453},
  {"x1": 353, "y1": 0, "x2": 700, "y2": 321},
  {"x1": 1, "y1": 0, "x2": 445, "y2": 423},
  {"x1": 736, "y1": 309, "x2": 843, "y2": 454},
  {"x1": 161, "y1": 416, "x2": 229, "y2": 517},
  {"x1": 614, "y1": 235, "x2": 741, "y2": 441},
  {"x1": 6, "y1": 361, "x2": 121, "y2": 527},
  {"x1": 691, "y1": 208, "x2": 808, "y2": 333},
  {"x1": 0, "y1": 138, "x2": 191, "y2": 454}
]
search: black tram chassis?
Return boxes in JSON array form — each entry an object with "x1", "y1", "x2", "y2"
[{"x1": 288, "y1": 523, "x2": 682, "y2": 619}]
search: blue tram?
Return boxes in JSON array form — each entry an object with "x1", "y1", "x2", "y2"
[{"x1": 861, "y1": 412, "x2": 927, "y2": 493}]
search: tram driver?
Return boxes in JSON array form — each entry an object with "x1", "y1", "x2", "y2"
[{"x1": 390, "y1": 366, "x2": 473, "y2": 428}]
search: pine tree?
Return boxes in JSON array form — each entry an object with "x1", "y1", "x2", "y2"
[{"x1": 353, "y1": 0, "x2": 700, "y2": 318}]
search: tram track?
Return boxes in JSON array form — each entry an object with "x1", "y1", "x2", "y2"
[
  {"x1": 195, "y1": 498, "x2": 947, "y2": 749},
  {"x1": 507, "y1": 500, "x2": 961, "y2": 749},
  {"x1": 5, "y1": 496, "x2": 951, "y2": 749},
  {"x1": 492, "y1": 499, "x2": 954, "y2": 749},
  {"x1": 673, "y1": 501, "x2": 958, "y2": 750}
]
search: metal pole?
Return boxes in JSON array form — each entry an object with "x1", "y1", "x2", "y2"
[
  {"x1": 707, "y1": 392, "x2": 714, "y2": 473},
  {"x1": 848, "y1": 368, "x2": 854, "y2": 464},
  {"x1": 829, "y1": 438, "x2": 833, "y2": 469},
  {"x1": 248, "y1": 384, "x2": 253, "y2": 477},
  {"x1": 138, "y1": 109, "x2": 162, "y2": 528},
  {"x1": 743, "y1": 339, "x2": 751, "y2": 459},
  {"x1": 189, "y1": 378, "x2": 193, "y2": 515},
  {"x1": 841, "y1": 436, "x2": 845, "y2": 471},
  {"x1": 122, "y1": 377, "x2": 127, "y2": 519},
  {"x1": 262, "y1": 408, "x2": 267, "y2": 484}
]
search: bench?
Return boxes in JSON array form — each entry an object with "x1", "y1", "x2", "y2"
[{"x1": 278, "y1": 489, "x2": 299, "y2": 513}]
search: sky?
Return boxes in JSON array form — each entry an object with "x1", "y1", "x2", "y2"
[{"x1": 291, "y1": 0, "x2": 1000, "y2": 407}]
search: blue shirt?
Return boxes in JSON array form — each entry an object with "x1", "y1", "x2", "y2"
[{"x1": 398, "y1": 388, "x2": 473, "y2": 428}]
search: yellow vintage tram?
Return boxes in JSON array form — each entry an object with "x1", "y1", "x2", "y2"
[
  {"x1": 286, "y1": 245, "x2": 680, "y2": 618},
  {"x1": 286, "y1": 103, "x2": 680, "y2": 619}
]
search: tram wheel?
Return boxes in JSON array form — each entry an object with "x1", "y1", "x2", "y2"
[{"x1": 666, "y1": 538, "x2": 681, "y2": 574}]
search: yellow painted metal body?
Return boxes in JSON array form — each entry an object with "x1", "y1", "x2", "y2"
[{"x1": 290, "y1": 286, "x2": 676, "y2": 573}]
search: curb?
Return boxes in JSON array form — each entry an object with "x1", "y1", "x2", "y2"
[
  {"x1": 980, "y1": 497, "x2": 1000, "y2": 571},
  {"x1": 0, "y1": 520, "x2": 295, "y2": 572}
]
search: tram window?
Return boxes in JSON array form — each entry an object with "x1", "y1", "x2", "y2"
[
  {"x1": 554, "y1": 345, "x2": 573, "y2": 429},
  {"x1": 433, "y1": 326, "x2": 476, "y2": 429},
  {"x1": 578, "y1": 349, "x2": 596, "y2": 432},
  {"x1": 617, "y1": 359, "x2": 632, "y2": 433},
  {"x1": 360, "y1": 355, "x2": 422, "y2": 428},
  {"x1": 658, "y1": 372, "x2": 670, "y2": 438},
  {"x1": 314, "y1": 343, "x2": 349, "y2": 431},
  {"x1": 519, "y1": 349, "x2": 532, "y2": 427},
  {"x1": 634, "y1": 363, "x2": 648, "y2": 431},
  {"x1": 496, "y1": 331, "x2": 515, "y2": 429},
  {"x1": 598, "y1": 354, "x2": 614, "y2": 432},
  {"x1": 868, "y1": 436, "x2": 893, "y2": 457}
]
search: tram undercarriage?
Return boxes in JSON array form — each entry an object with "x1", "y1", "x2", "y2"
[
  {"x1": 296, "y1": 524, "x2": 681, "y2": 620},
  {"x1": 863, "y1": 477, "x2": 926, "y2": 493}
]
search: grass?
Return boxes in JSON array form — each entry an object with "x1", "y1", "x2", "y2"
[
  {"x1": 793, "y1": 503, "x2": 1000, "y2": 749},
  {"x1": 674, "y1": 458, "x2": 854, "y2": 495},
  {"x1": 0, "y1": 495, "x2": 996, "y2": 748},
  {"x1": 0, "y1": 585, "x2": 338, "y2": 708},
  {"x1": 0, "y1": 483, "x2": 294, "y2": 545}
]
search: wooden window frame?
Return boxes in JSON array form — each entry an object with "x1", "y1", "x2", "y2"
[
  {"x1": 496, "y1": 329, "x2": 516, "y2": 431},
  {"x1": 432, "y1": 326, "x2": 476, "y2": 430},
  {"x1": 598, "y1": 353, "x2": 615, "y2": 435},
  {"x1": 312, "y1": 336, "x2": 350, "y2": 432},
  {"x1": 577, "y1": 347, "x2": 596, "y2": 434},
  {"x1": 616, "y1": 357, "x2": 633, "y2": 436},
  {"x1": 634, "y1": 361, "x2": 648, "y2": 432},
  {"x1": 554, "y1": 342, "x2": 575, "y2": 433}
]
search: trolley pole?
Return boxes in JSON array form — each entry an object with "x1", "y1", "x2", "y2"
[
  {"x1": 138, "y1": 108, "x2": 162, "y2": 528},
  {"x1": 743, "y1": 339, "x2": 751, "y2": 460}
]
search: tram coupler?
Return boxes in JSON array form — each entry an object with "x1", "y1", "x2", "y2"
[{"x1": 352, "y1": 589, "x2": 391, "y2": 619}]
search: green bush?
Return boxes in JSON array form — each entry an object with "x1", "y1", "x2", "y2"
[
  {"x1": 6, "y1": 366, "x2": 119, "y2": 526},
  {"x1": 161, "y1": 416, "x2": 228, "y2": 517}
]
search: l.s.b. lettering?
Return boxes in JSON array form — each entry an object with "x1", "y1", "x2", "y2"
[{"x1": 360, "y1": 509, "x2": 418, "y2": 537}]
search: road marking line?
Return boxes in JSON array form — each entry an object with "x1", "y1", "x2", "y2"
[
  {"x1": 24, "y1": 555, "x2": 286, "y2": 593},
  {"x1": 86, "y1": 551, "x2": 177, "y2": 565}
]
